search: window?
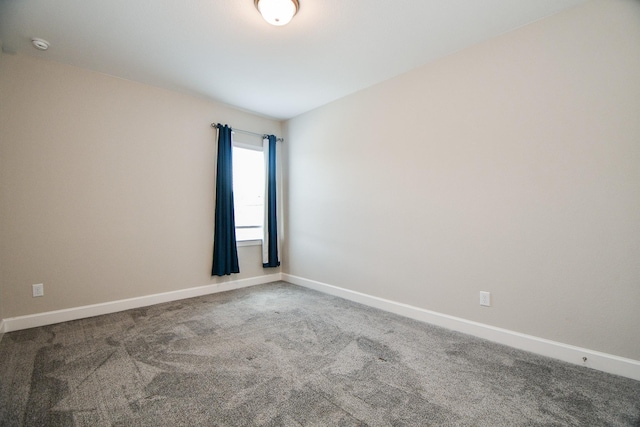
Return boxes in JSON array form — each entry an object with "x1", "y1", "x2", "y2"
[{"x1": 233, "y1": 144, "x2": 265, "y2": 242}]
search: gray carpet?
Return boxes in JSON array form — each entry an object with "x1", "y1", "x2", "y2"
[{"x1": 0, "y1": 281, "x2": 638, "y2": 426}]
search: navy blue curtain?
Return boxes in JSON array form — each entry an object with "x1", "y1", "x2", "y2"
[
  {"x1": 263, "y1": 135, "x2": 280, "y2": 268},
  {"x1": 212, "y1": 125, "x2": 240, "y2": 276}
]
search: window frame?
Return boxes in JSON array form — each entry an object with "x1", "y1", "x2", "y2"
[{"x1": 232, "y1": 141, "x2": 265, "y2": 246}]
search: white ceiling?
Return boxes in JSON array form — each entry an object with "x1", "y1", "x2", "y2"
[{"x1": 0, "y1": 0, "x2": 588, "y2": 120}]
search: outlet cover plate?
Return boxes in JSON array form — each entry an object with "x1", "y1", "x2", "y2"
[
  {"x1": 32, "y1": 283, "x2": 44, "y2": 297},
  {"x1": 480, "y1": 291, "x2": 491, "y2": 306}
]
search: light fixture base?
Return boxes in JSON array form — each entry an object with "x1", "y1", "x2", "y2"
[
  {"x1": 31, "y1": 38, "x2": 50, "y2": 51},
  {"x1": 254, "y1": 0, "x2": 299, "y2": 26}
]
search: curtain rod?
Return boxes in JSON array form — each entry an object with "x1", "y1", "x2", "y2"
[{"x1": 211, "y1": 122, "x2": 284, "y2": 143}]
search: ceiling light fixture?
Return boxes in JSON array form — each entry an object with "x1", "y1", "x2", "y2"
[
  {"x1": 31, "y1": 38, "x2": 50, "y2": 51},
  {"x1": 254, "y1": 0, "x2": 299, "y2": 26}
]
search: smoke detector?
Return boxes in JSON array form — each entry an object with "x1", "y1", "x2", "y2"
[{"x1": 31, "y1": 38, "x2": 50, "y2": 51}]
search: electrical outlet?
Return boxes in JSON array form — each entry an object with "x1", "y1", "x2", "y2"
[
  {"x1": 479, "y1": 291, "x2": 491, "y2": 307},
  {"x1": 32, "y1": 283, "x2": 44, "y2": 297}
]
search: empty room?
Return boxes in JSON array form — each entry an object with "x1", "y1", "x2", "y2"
[{"x1": 1, "y1": 0, "x2": 639, "y2": 425}]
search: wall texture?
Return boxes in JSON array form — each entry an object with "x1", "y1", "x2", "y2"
[
  {"x1": 283, "y1": 0, "x2": 640, "y2": 360},
  {"x1": 0, "y1": 53, "x2": 281, "y2": 318}
]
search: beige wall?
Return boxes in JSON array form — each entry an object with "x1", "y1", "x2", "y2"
[
  {"x1": 283, "y1": 0, "x2": 640, "y2": 360},
  {"x1": 0, "y1": 53, "x2": 281, "y2": 318}
]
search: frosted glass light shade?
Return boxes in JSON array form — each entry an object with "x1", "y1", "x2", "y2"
[{"x1": 255, "y1": 0, "x2": 299, "y2": 26}]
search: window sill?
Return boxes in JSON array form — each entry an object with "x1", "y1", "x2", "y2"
[{"x1": 237, "y1": 239, "x2": 262, "y2": 247}]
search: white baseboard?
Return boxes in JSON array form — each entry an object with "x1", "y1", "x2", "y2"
[
  {"x1": 3, "y1": 272, "x2": 638, "y2": 381},
  {"x1": 282, "y1": 273, "x2": 640, "y2": 382},
  {"x1": 2, "y1": 273, "x2": 283, "y2": 333}
]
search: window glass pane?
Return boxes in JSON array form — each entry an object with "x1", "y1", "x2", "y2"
[{"x1": 233, "y1": 146, "x2": 264, "y2": 241}]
